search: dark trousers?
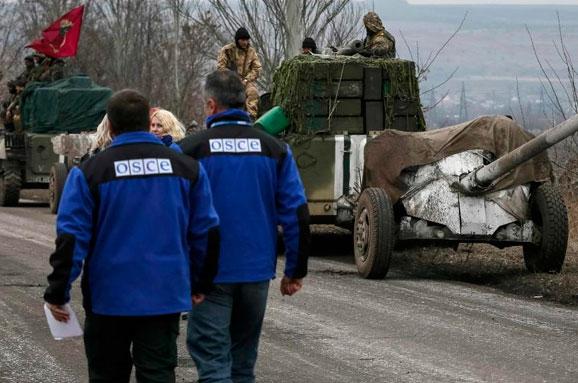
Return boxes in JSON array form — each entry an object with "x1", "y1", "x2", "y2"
[
  {"x1": 84, "y1": 312, "x2": 180, "y2": 383},
  {"x1": 186, "y1": 281, "x2": 270, "y2": 383}
]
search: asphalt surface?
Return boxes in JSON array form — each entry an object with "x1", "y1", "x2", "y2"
[{"x1": 1, "y1": 201, "x2": 577, "y2": 383}]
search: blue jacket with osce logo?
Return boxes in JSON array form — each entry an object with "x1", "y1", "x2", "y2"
[
  {"x1": 44, "y1": 132, "x2": 220, "y2": 316},
  {"x1": 179, "y1": 109, "x2": 311, "y2": 283}
]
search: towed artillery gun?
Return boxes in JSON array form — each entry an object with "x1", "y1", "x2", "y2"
[
  {"x1": 355, "y1": 115, "x2": 575, "y2": 278},
  {"x1": 262, "y1": 55, "x2": 573, "y2": 278}
]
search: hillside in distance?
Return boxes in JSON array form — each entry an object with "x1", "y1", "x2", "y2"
[{"x1": 367, "y1": 1, "x2": 578, "y2": 101}]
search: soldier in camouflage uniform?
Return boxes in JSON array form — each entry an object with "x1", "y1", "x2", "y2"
[
  {"x1": 217, "y1": 27, "x2": 262, "y2": 119},
  {"x1": 1, "y1": 81, "x2": 17, "y2": 131},
  {"x1": 16, "y1": 55, "x2": 36, "y2": 83},
  {"x1": 4, "y1": 79, "x2": 26, "y2": 132},
  {"x1": 29, "y1": 56, "x2": 49, "y2": 82},
  {"x1": 361, "y1": 12, "x2": 396, "y2": 58}
]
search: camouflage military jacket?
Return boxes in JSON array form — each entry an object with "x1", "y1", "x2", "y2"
[
  {"x1": 365, "y1": 30, "x2": 396, "y2": 58},
  {"x1": 16, "y1": 68, "x2": 33, "y2": 82},
  {"x1": 217, "y1": 43, "x2": 262, "y2": 83}
]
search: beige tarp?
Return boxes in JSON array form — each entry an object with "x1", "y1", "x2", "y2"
[{"x1": 363, "y1": 115, "x2": 553, "y2": 203}]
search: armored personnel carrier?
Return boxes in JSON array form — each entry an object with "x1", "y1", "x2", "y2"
[{"x1": 0, "y1": 75, "x2": 111, "y2": 208}]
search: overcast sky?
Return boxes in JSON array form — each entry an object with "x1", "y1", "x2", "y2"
[{"x1": 407, "y1": 0, "x2": 578, "y2": 4}]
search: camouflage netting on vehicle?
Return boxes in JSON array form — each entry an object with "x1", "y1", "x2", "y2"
[
  {"x1": 271, "y1": 55, "x2": 426, "y2": 136},
  {"x1": 21, "y1": 76, "x2": 112, "y2": 134}
]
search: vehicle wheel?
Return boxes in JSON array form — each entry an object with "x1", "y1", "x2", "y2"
[
  {"x1": 523, "y1": 183, "x2": 568, "y2": 273},
  {"x1": 0, "y1": 161, "x2": 22, "y2": 207},
  {"x1": 353, "y1": 187, "x2": 395, "y2": 279},
  {"x1": 49, "y1": 163, "x2": 68, "y2": 214}
]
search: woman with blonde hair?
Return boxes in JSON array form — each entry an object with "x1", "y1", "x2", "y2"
[
  {"x1": 150, "y1": 108, "x2": 185, "y2": 151},
  {"x1": 90, "y1": 114, "x2": 112, "y2": 154}
]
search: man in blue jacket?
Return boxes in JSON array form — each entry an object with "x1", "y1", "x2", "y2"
[
  {"x1": 180, "y1": 70, "x2": 311, "y2": 383},
  {"x1": 44, "y1": 89, "x2": 220, "y2": 383}
]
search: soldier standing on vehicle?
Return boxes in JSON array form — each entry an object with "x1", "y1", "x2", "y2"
[
  {"x1": 50, "y1": 58, "x2": 66, "y2": 82},
  {"x1": 1, "y1": 82, "x2": 17, "y2": 131},
  {"x1": 30, "y1": 56, "x2": 53, "y2": 82},
  {"x1": 5, "y1": 79, "x2": 27, "y2": 132},
  {"x1": 360, "y1": 12, "x2": 396, "y2": 58},
  {"x1": 217, "y1": 27, "x2": 262, "y2": 119},
  {"x1": 16, "y1": 55, "x2": 36, "y2": 83}
]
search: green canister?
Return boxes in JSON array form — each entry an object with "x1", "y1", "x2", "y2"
[{"x1": 255, "y1": 106, "x2": 289, "y2": 136}]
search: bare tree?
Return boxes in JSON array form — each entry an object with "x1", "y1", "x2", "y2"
[
  {"x1": 526, "y1": 13, "x2": 578, "y2": 188},
  {"x1": 7, "y1": 0, "x2": 212, "y2": 125},
  {"x1": 526, "y1": 14, "x2": 578, "y2": 122},
  {"x1": 4, "y1": 0, "x2": 361, "y2": 123},
  {"x1": 0, "y1": 2, "x2": 25, "y2": 85},
  {"x1": 16, "y1": 0, "x2": 79, "y2": 39},
  {"x1": 190, "y1": 0, "x2": 364, "y2": 88},
  {"x1": 399, "y1": 12, "x2": 469, "y2": 112}
]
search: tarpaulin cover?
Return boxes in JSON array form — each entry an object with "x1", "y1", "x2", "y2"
[
  {"x1": 363, "y1": 115, "x2": 553, "y2": 203},
  {"x1": 21, "y1": 76, "x2": 111, "y2": 134}
]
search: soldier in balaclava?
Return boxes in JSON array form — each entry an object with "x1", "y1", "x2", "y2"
[{"x1": 361, "y1": 12, "x2": 396, "y2": 58}]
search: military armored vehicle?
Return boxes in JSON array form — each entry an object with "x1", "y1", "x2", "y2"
[
  {"x1": 263, "y1": 55, "x2": 574, "y2": 278},
  {"x1": 264, "y1": 55, "x2": 425, "y2": 227},
  {"x1": 0, "y1": 75, "x2": 111, "y2": 210}
]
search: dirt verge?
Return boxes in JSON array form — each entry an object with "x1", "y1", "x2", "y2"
[
  {"x1": 312, "y1": 197, "x2": 578, "y2": 306},
  {"x1": 392, "y1": 243, "x2": 578, "y2": 306}
]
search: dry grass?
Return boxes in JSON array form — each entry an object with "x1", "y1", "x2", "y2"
[{"x1": 393, "y1": 244, "x2": 578, "y2": 305}]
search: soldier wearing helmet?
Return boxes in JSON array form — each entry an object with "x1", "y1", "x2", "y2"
[{"x1": 361, "y1": 12, "x2": 396, "y2": 58}]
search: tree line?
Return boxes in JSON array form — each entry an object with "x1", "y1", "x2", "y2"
[{"x1": 0, "y1": 0, "x2": 363, "y2": 125}]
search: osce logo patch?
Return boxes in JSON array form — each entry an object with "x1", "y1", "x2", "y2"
[
  {"x1": 209, "y1": 138, "x2": 261, "y2": 153},
  {"x1": 114, "y1": 158, "x2": 173, "y2": 177}
]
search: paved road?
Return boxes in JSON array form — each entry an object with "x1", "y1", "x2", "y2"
[{"x1": 1, "y1": 202, "x2": 577, "y2": 383}]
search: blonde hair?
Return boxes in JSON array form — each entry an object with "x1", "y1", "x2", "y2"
[
  {"x1": 150, "y1": 109, "x2": 185, "y2": 141},
  {"x1": 91, "y1": 114, "x2": 112, "y2": 152}
]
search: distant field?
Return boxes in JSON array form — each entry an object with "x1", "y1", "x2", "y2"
[{"x1": 372, "y1": 3, "x2": 578, "y2": 99}]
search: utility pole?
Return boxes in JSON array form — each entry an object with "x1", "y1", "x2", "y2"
[
  {"x1": 285, "y1": 0, "x2": 302, "y2": 58},
  {"x1": 428, "y1": 88, "x2": 439, "y2": 128},
  {"x1": 171, "y1": 0, "x2": 182, "y2": 116},
  {"x1": 539, "y1": 87, "x2": 546, "y2": 117},
  {"x1": 459, "y1": 82, "x2": 468, "y2": 122}
]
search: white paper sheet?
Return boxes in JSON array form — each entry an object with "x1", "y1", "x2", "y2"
[{"x1": 44, "y1": 303, "x2": 83, "y2": 340}]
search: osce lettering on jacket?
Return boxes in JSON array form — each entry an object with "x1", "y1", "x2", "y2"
[
  {"x1": 114, "y1": 158, "x2": 174, "y2": 177},
  {"x1": 209, "y1": 138, "x2": 262, "y2": 153}
]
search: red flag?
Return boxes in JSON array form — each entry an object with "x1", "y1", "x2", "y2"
[{"x1": 27, "y1": 5, "x2": 85, "y2": 58}]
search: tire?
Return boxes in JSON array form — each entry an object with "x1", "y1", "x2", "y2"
[
  {"x1": 0, "y1": 161, "x2": 22, "y2": 207},
  {"x1": 353, "y1": 187, "x2": 396, "y2": 279},
  {"x1": 523, "y1": 183, "x2": 568, "y2": 273},
  {"x1": 49, "y1": 163, "x2": 68, "y2": 214}
]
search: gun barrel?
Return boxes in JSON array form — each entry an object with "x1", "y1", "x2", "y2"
[{"x1": 460, "y1": 114, "x2": 578, "y2": 192}]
